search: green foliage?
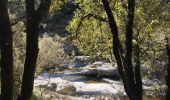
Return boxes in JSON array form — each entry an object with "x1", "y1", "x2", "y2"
[
  {"x1": 31, "y1": 88, "x2": 44, "y2": 100},
  {"x1": 50, "y1": 0, "x2": 68, "y2": 14},
  {"x1": 133, "y1": 0, "x2": 170, "y2": 73},
  {"x1": 67, "y1": 0, "x2": 114, "y2": 60},
  {"x1": 68, "y1": 17, "x2": 113, "y2": 59},
  {"x1": 67, "y1": 0, "x2": 170, "y2": 73},
  {"x1": 132, "y1": 39, "x2": 137, "y2": 46}
]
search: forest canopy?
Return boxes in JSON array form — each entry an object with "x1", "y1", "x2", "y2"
[{"x1": 0, "y1": 0, "x2": 170, "y2": 100}]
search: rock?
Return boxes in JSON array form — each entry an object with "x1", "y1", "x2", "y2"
[
  {"x1": 34, "y1": 74, "x2": 76, "y2": 95},
  {"x1": 72, "y1": 56, "x2": 91, "y2": 67},
  {"x1": 34, "y1": 72, "x2": 124, "y2": 96},
  {"x1": 35, "y1": 72, "x2": 164, "y2": 99},
  {"x1": 57, "y1": 85, "x2": 76, "y2": 95},
  {"x1": 142, "y1": 78, "x2": 163, "y2": 92},
  {"x1": 42, "y1": 91, "x2": 94, "y2": 100},
  {"x1": 142, "y1": 79, "x2": 161, "y2": 86},
  {"x1": 73, "y1": 81, "x2": 125, "y2": 96},
  {"x1": 49, "y1": 83, "x2": 58, "y2": 91},
  {"x1": 92, "y1": 61, "x2": 104, "y2": 66},
  {"x1": 79, "y1": 62, "x2": 120, "y2": 79}
]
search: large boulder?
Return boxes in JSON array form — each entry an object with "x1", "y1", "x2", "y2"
[
  {"x1": 73, "y1": 81, "x2": 125, "y2": 96},
  {"x1": 57, "y1": 85, "x2": 76, "y2": 95},
  {"x1": 34, "y1": 73, "x2": 77, "y2": 95},
  {"x1": 79, "y1": 61, "x2": 120, "y2": 79}
]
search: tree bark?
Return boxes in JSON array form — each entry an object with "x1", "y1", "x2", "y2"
[
  {"x1": 125, "y1": 0, "x2": 136, "y2": 90},
  {"x1": 101, "y1": 0, "x2": 130, "y2": 97},
  {"x1": 18, "y1": 0, "x2": 38, "y2": 100},
  {"x1": 0, "y1": 0, "x2": 14, "y2": 99},
  {"x1": 101, "y1": 0, "x2": 142, "y2": 100},
  {"x1": 18, "y1": 0, "x2": 51, "y2": 100},
  {"x1": 134, "y1": 44, "x2": 142, "y2": 100},
  {"x1": 124, "y1": 0, "x2": 142, "y2": 100},
  {"x1": 166, "y1": 36, "x2": 170, "y2": 100}
]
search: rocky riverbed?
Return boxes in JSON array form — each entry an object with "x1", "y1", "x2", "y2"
[
  {"x1": 34, "y1": 72, "x2": 125, "y2": 95},
  {"x1": 34, "y1": 58, "x2": 166, "y2": 100}
]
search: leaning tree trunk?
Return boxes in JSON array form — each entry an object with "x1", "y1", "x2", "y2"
[
  {"x1": 101, "y1": 0, "x2": 142, "y2": 100},
  {"x1": 18, "y1": 0, "x2": 51, "y2": 100},
  {"x1": 0, "y1": 0, "x2": 14, "y2": 100},
  {"x1": 166, "y1": 36, "x2": 170, "y2": 100}
]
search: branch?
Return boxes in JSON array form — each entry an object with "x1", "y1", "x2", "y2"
[
  {"x1": 124, "y1": 0, "x2": 136, "y2": 84},
  {"x1": 77, "y1": 7, "x2": 108, "y2": 22},
  {"x1": 74, "y1": 12, "x2": 107, "y2": 45},
  {"x1": 10, "y1": 15, "x2": 25, "y2": 26},
  {"x1": 8, "y1": 0, "x2": 23, "y2": 12},
  {"x1": 88, "y1": 13, "x2": 108, "y2": 22},
  {"x1": 36, "y1": 0, "x2": 52, "y2": 23},
  {"x1": 120, "y1": 0, "x2": 128, "y2": 11}
]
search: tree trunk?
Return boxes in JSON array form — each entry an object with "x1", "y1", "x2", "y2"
[
  {"x1": 166, "y1": 36, "x2": 170, "y2": 100},
  {"x1": 125, "y1": 0, "x2": 136, "y2": 95},
  {"x1": 0, "y1": 0, "x2": 14, "y2": 99},
  {"x1": 18, "y1": 0, "x2": 51, "y2": 99},
  {"x1": 134, "y1": 44, "x2": 142, "y2": 100},
  {"x1": 101, "y1": 0, "x2": 130, "y2": 97},
  {"x1": 101, "y1": 0, "x2": 142, "y2": 100},
  {"x1": 18, "y1": 1, "x2": 39, "y2": 99}
]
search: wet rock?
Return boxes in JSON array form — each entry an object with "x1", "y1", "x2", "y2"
[
  {"x1": 57, "y1": 85, "x2": 76, "y2": 95},
  {"x1": 34, "y1": 75, "x2": 75, "y2": 94},
  {"x1": 142, "y1": 79, "x2": 161, "y2": 86},
  {"x1": 34, "y1": 73, "x2": 124, "y2": 96},
  {"x1": 79, "y1": 62, "x2": 120, "y2": 79},
  {"x1": 73, "y1": 82, "x2": 125, "y2": 96},
  {"x1": 72, "y1": 56, "x2": 91, "y2": 67}
]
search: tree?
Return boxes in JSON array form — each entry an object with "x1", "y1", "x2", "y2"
[
  {"x1": 166, "y1": 35, "x2": 170, "y2": 100},
  {"x1": 67, "y1": 0, "x2": 112, "y2": 60},
  {"x1": 18, "y1": 0, "x2": 51, "y2": 100},
  {"x1": 68, "y1": 0, "x2": 169, "y2": 99},
  {"x1": 165, "y1": 20, "x2": 170, "y2": 100},
  {"x1": 0, "y1": 0, "x2": 14, "y2": 99},
  {"x1": 101, "y1": 0, "x2": 142, "y2": 100}
]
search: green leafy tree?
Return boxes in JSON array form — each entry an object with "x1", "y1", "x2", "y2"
[
  {"x1": 68, "y1": 0, "x2": 169, "y2": 69},
  {"x1": 67, "y1": 0, "x2": 169, "y2": 99},
  {"x1": 101, "y1": 0, "x2": 142, "y2": 99}
]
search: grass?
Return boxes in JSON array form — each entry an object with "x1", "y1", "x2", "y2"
[{"x1": 31, "y1": 88, "x2": 44, "y2": 100}]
